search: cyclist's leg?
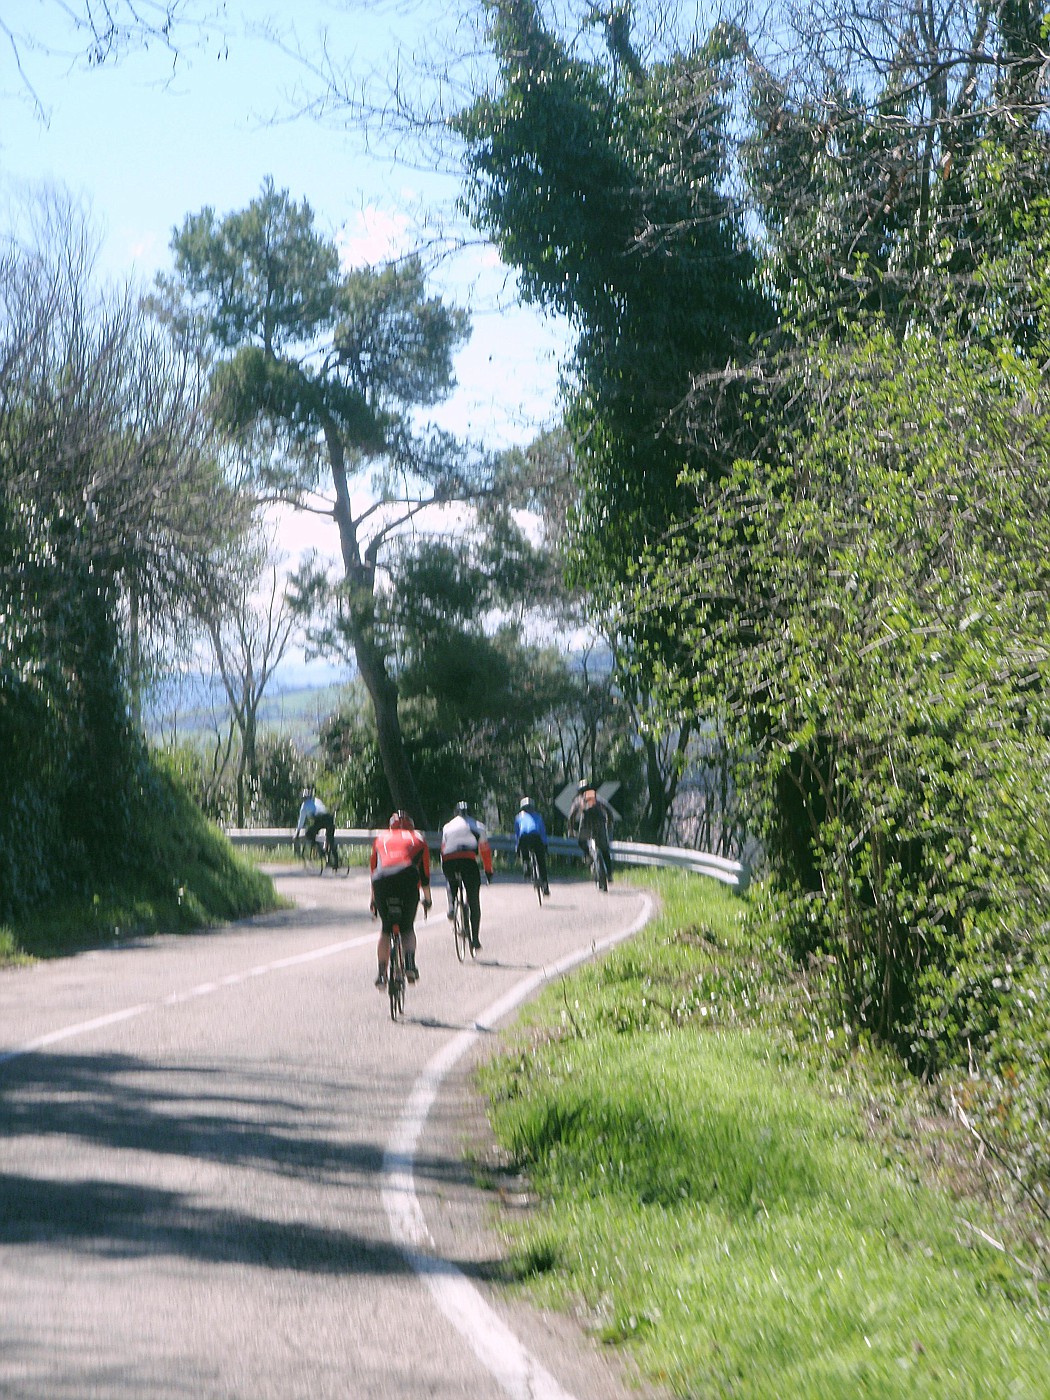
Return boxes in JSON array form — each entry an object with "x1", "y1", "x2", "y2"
[
  {"x1": 600, "y1": 832, "x2": 613, "y2": 881},
  {"x1": 322, "y1": 815, "x2": 336, "y2": 866},
  {"x1": 535, "y1": 839, "x2": 551, "y2": 893},
  {"x1": 372, "y1": 875, "x2": 394, "y2": 985},
  {"x1": 579, "y1": 828, "x2": 596, "y2": 873},
  {"x1": 463, "y1": 861, "x2": 483, "y2": 947},
  {"x1": 441, "y1": 859, "x2": 460, "y2": 919},
  {"x1": 394, "y1": 869, "x2": 421, "y2": 980}
]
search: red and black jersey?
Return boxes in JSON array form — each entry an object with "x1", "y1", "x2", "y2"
[{"x1": 370, "y1": 827, "x2": 431, "y2": 885}]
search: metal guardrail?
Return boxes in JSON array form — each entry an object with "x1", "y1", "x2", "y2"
[{"x1": 226, "y1": 828, "x2": 750, "y2": 894}]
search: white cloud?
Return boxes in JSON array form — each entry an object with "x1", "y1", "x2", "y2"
[{"x1": 336, "y1": 206, "x2": 412, "y2": 269}]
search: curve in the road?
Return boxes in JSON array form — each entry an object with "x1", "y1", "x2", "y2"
[
  {"x1": 382, "y1": 894, "x2": 655, "y2": 1400},
  {"x1": 0, "y1": 929, "x2": 371, "y2": 1066}
]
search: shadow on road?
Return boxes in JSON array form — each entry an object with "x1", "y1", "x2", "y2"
[
  {"x1": 408, "y1": 1015, "x2": 498, "y2": 1035},
  {"x1": 0, "y1": 1049, "x2": 504, "y2": 1282}
]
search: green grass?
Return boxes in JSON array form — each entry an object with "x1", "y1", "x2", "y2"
[
  {"x1": 479, "y1": 871, "x2": 1050, "y2": 1398},
  {"x1": 1, "y1": 776, "x2": 285, "y2": 964}
]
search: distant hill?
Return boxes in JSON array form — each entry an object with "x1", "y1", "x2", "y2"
[
  {"x1": 146, "y1": 641, "x2": 610, "y2": 751},
  {"x1": 145, "y1": 662, "x2": 355, "y2": 750}
]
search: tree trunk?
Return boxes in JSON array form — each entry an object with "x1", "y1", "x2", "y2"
[
  {"x1": 351, "y1": 613, "x2": 429, "y2": 826},
  {"x1": 327, "y1": 423, "x2": 429, "y2": 827}
]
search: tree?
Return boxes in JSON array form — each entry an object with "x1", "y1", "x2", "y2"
[
  {"x1": 293, "y1": 470, "x2": 572, "y2": 820},
  {"x1": 454, "y1": 0, "x2": 771, "y2": 597},
  {"x1": 199, "y1": 554, "x2": 299, "y2": 827},
  {"x1": 740, "y1": 0, "x2": 1050, "y2": 346},
  {"x1": 157, "y1": 177, "x2": 474, "y2": 824},
  {"x1": 0, "y1": 188, "x2": 245, "y2": 916},
  {"x1": 2, "y1": 2, "x2": 216, "y2": 119},
  {"x1": 637, "y1": 325, "x2": 1050, "y2": 1065}
]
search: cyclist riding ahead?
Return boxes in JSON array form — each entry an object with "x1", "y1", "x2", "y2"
[
  {"x1": 568, "y1": 778, "x2": 615, "y2": 884},
  {"x1": 369, "y1": 811, "x2": 432, "y2": 988},
  {"x1": 440, "y1": 801, "x2": 493, "y2": 952},
  {"x1": 514, "y1": 797, "x2": 551, "y2": 895},
  {"x1": 295, "y1": 787, "x2": 337, "y2": 868}
]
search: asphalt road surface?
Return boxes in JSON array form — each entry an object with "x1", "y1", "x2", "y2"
[{"x1": 0, "y1": 865, "x2": 656, "y2": 1399}]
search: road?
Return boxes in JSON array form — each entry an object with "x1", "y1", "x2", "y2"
[{"x1": 0, "y1": 865, "x2": 655, "y2": 1399}]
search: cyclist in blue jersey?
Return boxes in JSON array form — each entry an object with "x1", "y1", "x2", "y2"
[{"x1": 514, "y1": 797, "x2": 550, "y2": 895}]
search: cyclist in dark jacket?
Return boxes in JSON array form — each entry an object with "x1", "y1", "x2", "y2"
[
  {"x1": 295, "y1": 788, "x2": 337, "y2": 867},
  {"x1": 568, "y1": 779, "x2": 614, "y2": 882}
]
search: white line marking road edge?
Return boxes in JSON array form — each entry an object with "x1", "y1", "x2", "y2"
[{"x1": 382, "y1": 893, "x2": 655, "y2": 1400}]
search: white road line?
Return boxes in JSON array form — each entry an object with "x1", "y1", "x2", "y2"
[
  {"x1": 382, "y1": 895, "x2": 655, "y2": 1400},
  {"x1": 0, "y1": 932, "x2": 374, "y2": 1066}
]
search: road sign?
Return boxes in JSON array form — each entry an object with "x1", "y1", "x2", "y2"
[{"x1": 554, "y1": 780, "x2": 621, "y2": 822}]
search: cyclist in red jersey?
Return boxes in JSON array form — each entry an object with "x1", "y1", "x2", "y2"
[{"x1": 370, "y1": 811, "x2": 432, "y2": 987}]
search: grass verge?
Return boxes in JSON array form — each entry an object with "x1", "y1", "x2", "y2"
[{"x1": 478, "y1": 870, "x2": 1049, "y2": 1399}]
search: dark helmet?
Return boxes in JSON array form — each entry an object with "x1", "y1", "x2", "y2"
[
  {"x1": 577, "y1": 778, "x2": 591, "y2": 792},
  {"x1": 519, "y1": 796, "x2": 531, "y2": 810},
  {"x1": 301, "y1": 787, "x2": 313, "y2": 801},
  {"x1": 455, "y1": 800, "x2": 470, "y2": 816},
  {"x1": 389, "y1": 810, "x2": 410, "y2": 830}
]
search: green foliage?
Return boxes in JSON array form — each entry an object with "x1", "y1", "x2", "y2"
[
  {"x1": 742, "y1": 15, "x2": 1050, "y2": 347},
  {"x1": 1, "y1": 195, "x2": 252, "y2": 925},
  {"x1": 4, "y1": 757, "x2": 279, "y2": 961},
  {"x1": 255, "y1": 734, "x2": 313, "y2": 826},
  {"x1": 636, "y1": 324, "x2": 1050, "y2": 1068},
  {"x1": 972, "y1": 947, "x2": 1050, "y2": 1201},
  {"x1": 456, "y1": 1, "x2": 771, "y2": 590},
  {"x1": 322, "y1": 707, "x2": 485, "y2": 830},
  {"x1": 482, "y1": 872, "x2": 1049, "y2": 1397},
  {"x1": 335, "y1": 258, "x2": 469, "y2": 411},
  {"x1": 159, "y1": 177, "x2": 339, "y2": 353}
]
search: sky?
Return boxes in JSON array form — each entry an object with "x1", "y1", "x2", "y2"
[{"x1": 0, "y1": 1, "x2": 570, "y2": 584}]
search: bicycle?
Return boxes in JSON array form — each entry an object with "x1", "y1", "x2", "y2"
[
  {"x1": 452, "y1": 879, "x2": 474, "y2": 962},
  {"x1": 380, "y1": 890, "x2": 426, "y2": 1020},
  {"x1": 295, "y1": 832, "x2": 327, "y2": 876},
  {"x1": 387, "y1": 921, "x2": 407, "y2": 1021},
  {"x1": 586, "y1": 835, "x2": 609, "y2": 893},
  {"x1": 525, "y1": 847, "x2": 544, "y2": 906},
  {"x1": 325, "y1": 829, "x2": 352, "y2": 878},
  {"x1": 295, "y1": 825, "x2": 350, "y2": 877}
]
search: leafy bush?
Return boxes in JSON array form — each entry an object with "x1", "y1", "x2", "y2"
[
  {"x1": 7, "y1": 756, "x2": 279, "y2": 959},
  {"x1": 255, "y1": 734, "x2": 312, "y2": 825},
  {"x1": 637, "y1": 325, "x2": 1050, "y2": 1072}
]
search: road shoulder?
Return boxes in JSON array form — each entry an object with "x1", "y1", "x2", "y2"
[{"x1": 417, "y1": 1031, "x2": 669, "y2": 1400}]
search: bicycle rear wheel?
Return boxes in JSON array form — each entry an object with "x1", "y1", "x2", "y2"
[
  {"x1": 529, "y1": 850, "x2": 543, "y2": 906},
  {"x1": 388, "y1": 932, "x2": 406, "y2": 1020},
  {"x1": 589, "y1": 838, "x2": 608, "y2": 892},
  {"x1": 453, "y1": 884, "x2": 471, "y2": 962}
]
